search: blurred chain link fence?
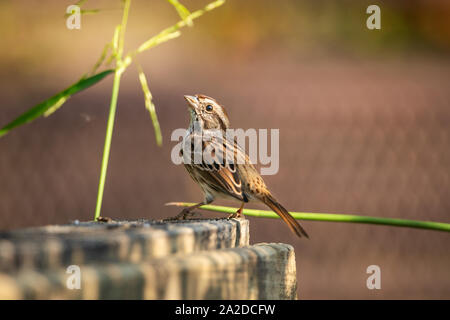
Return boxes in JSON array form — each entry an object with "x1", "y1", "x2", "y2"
[{"x1": 1, "y1": 58, "x2": 449, "y2": 299}]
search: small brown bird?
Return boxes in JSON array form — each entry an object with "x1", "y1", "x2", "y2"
[{"x1": 176, "y1": 94, "x2": 308, "y2": 238}]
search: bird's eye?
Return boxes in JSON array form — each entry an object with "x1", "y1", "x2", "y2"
[{"x1": 205, "y1": 105, "x2": 213, "y2": 112}]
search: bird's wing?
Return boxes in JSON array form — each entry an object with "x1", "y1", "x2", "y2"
[{"x1": 184, "y1": 132, "x2": 248, "y2": 202}]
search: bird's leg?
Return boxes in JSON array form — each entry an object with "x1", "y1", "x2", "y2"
[
  {"x1": 175, "y1": 202, "x2": 204, "y2": 220},
  {"x1": 169, "y1": 198, "x2": 213, "y2": 220},
  {"x1": 228, "y1": 202, "x2": 245, "y2": 219}
]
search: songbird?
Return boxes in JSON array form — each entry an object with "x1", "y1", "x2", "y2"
[{"x1": 175, "y1": 94, "x2": 308, "y2": 238}]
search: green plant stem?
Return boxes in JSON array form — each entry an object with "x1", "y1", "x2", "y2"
[
  {"x1": 94, "y1": 0, "x2": 130, "y2": 221},
  {"x1": 167, "y1": 202, "x2": 450, "y2": 233},
  {"x1": 94, "y1": 70, "x2": 122, "y2": 220}
]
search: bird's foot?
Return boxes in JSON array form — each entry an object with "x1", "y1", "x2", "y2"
[
  {"x1": 227, "y1": 210, "x2": 243, "y2": 219},
  {"x1": 167, "y1": 208, "x2": 201, "y2": 221}
]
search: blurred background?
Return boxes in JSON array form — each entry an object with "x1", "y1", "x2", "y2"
[{"x1": 0, "y1": 0, "x2": 449, "y2": 299}]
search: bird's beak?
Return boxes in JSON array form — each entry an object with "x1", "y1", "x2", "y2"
[{"x1": 184, "y1": 95, "x2": 198, "y2": 111}]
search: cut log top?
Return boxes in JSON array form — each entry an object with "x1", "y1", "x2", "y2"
[
  {"x1": 0, "y1": 218, "x2": 297, "y2": 299},
  {"x1": 0, "y1": 219, "x2": 250, "y2": 272}
]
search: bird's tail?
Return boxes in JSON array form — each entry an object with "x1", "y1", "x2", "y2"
[{"x1": 262, "y1": 195, "x2": 309, "y2": 239}]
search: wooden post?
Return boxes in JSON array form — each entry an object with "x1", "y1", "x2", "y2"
[{"x1": 0, "y1": 219, "x2": 297, "y2": 299}]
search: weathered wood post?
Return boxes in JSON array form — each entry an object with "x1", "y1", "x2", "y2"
[{"x1": 0, "y1": 219, "x2": 297, "y2": 299}]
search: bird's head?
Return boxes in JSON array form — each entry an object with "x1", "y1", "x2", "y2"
[{"x1": 184, "y1": 94, "x2": 230, "y2": 131}]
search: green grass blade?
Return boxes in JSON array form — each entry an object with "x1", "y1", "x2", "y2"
[
  {"x1": 117, "y1": 0, "x2": 131, "y2": 59},
  {"x1": 112, "y1": 25, "x2": 121, "y2": 56},
  {"x1": 75, "y1": 0, "x2": 89, "y2": 6},
  {"x1": 94, "y1": 0, "x2": 131, "y2": 221},
  {"x1": 166, "y1": 202, "x2": 450, "y2": 233},
  {"x1": 89, "y1": 43, "x2": 112, "y2": 76},
  {"x1": 167, "y1": 0, "x2": 193, "y2": 26},
  {"x1": 131, "y1": 0, "x2": 224, "y2": 57},
  {"x1": 136, "y1": 30, "x2": 181, "y2": 54},
  {"x1": 80, "y1": 9, "x2": 100, "y2": 15},
  {"x1": 64, "y1": 0, "x2": 100, "y2": 18},
  {"x1": 43, "y1": 96, "x2": 69, "y2": 117},
  {"x1": 138, "y1": 67, "x2": 163, "y2": 146},
  {"x1": 0, "y1": 70, "x2": 114, "y2": 138}
]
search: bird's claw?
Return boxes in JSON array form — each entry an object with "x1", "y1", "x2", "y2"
[
  {"x1": 97, "y1": 216, "x2": 113, "y2": 223},
  {"x1": 166, "y1": 208, "x2": 201, "y2": 221},
  {"x1": 227, "y1": 211, "x2": 242, "y2": 219}
]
